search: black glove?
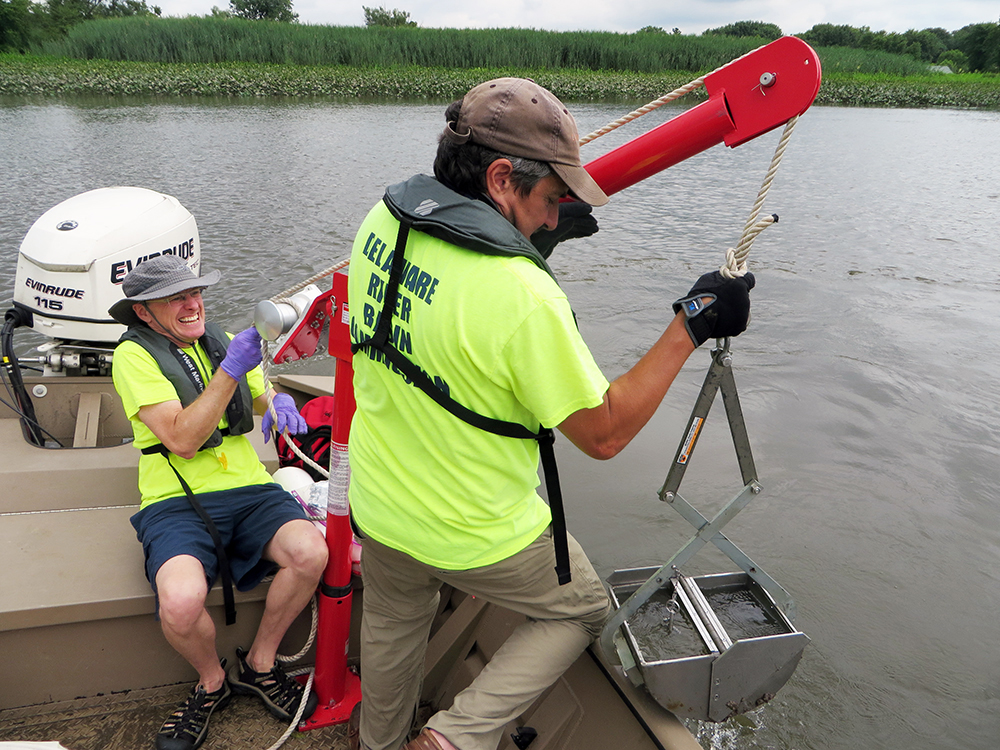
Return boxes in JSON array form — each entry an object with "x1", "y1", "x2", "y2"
[
  {"x1": 530, "y1": 202, "x2": 598, "y2": 259},
  {"x1": 672, "y1": 270, "x2": 755, "y2": 347}
]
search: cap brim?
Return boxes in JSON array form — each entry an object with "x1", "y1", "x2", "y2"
[{"x1": 550, "y1": 163, "x2": 609, "y2": 207}]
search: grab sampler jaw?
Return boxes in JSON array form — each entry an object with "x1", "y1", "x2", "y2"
[
  {"x1": 607, "y1": 569, "x2": 808, "y2": 722},
  {"x1": 600, "y1": 342, "x2": 809, "y2": 722}
]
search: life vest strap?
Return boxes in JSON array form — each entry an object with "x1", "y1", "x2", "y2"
[
  {"x1": 352, "y1": 216, "x2": 573, "y2": 585},
  {"x1": 140, "y1": 443, "x2": 237, "y2": 625}
]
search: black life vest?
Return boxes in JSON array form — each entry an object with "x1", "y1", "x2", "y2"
[{"x1": 119, "y1": 321, "x2": 254, "y2": 450}]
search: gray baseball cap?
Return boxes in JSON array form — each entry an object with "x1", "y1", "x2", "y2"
[{"x1": 108, "y1": 254, "x2": 221, "y2": 327}]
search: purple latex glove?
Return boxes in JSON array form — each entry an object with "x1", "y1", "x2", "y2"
[
  {"x1": 262, "y1": 392, "x2": 307, "y2": 444},
  {"x1": 220, "y1": 327, "x2": 263, "y2": 380}
]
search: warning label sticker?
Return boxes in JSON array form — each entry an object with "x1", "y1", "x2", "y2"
[{"x1": 677, "y1": 417, "x2": 704, "y2": 465}]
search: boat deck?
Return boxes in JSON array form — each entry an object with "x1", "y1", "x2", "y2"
[{"x1": 0, "y1": 683, "x2": 350, "y2": 750}]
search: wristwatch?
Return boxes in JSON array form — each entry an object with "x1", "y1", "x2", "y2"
[
  {"x1": 673, "y1": 294, "x2": 717, "y2": 347},
  {"x1": 679, "y1": 294, "x2": 715, "y2": 317},
  {"x1": 681, "y1": 297, "x2": 704, "y2": 316}
]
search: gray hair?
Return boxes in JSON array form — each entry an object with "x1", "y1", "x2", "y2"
[{"x1": 505, "y1": 155, "x2": 554, "y2": 196}]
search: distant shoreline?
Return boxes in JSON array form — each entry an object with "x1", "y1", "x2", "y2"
[{"x1": 2, "y1": 55, "x2": 998, "y2": 109}]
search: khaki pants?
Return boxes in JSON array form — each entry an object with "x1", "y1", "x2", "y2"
[{"x1": 357, "y1": 528, "x2": 611, "y2": 750}]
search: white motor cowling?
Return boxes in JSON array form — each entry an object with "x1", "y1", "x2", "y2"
[{"x1": 13, "y1": 186, "x2": 201, "y2": 343}]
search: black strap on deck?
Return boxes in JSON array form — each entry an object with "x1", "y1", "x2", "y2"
[
  {"x1": 352, "y1": 218, "x2": 572, "y2": 585},
  {"x1": 141, "y1": 444, "x2": 237, "y2": 625}
]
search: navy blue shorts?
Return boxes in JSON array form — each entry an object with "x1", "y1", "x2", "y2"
[{"x1": 130, "y1": 483, "x2": 309, "y2": 593}]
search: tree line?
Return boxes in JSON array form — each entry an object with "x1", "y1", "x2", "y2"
[
  {"x1": 2, "y1": 0, "x2": 158, "y2": 43},
  {"x1": 797, "y1": 22, "x2": 999, "y2": 73},
  {"x1": 0, "y1": 0, "x2": 298, "y2": 48},
  {"x1": 2, "y1": 3, "x2": 998, "y2": 73},
  {"x1": 689, "y1": 19, "x2": 998, "y2": 72}
]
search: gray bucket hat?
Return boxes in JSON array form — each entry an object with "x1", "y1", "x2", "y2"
[{"x1": 108, "y1": 254, "x2": 221, "y2": 327}]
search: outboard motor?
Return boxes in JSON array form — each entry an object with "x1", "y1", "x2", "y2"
[{"x1": 3, "y1": 186, "x2": 202, "y2": 445}]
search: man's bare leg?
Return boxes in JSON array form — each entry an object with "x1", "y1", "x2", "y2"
[
  {"x1": 245, "y1": 519, "x2": 328, "y2": 672},
  {"x1": 156, "y1": 554, "x2": 226, "y2": 690}
]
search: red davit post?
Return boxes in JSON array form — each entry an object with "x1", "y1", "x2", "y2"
[{"x1": 300, "y1": 267, "x2": 362, "y2": 728}]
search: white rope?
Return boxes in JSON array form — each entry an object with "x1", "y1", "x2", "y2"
[
  {"x1": 259, "y1": 349, "x2": 331, "y2": 480},
  {"x1": 278, "y1": 592, "x2": 319, "y2": 663},
  {"x1": 578, "y1": 43, "x2": 768, "y2": 146},
  {"x1": 0, "y1": 505, "x2": 135, "y2": 516},
  {"x1": 576, "y1": 45, "x2": 800, "y2": 278},
  {"x1": 578, "y1": 77, "x2": 709, "y2": 146},
  {"x1": 256, "y1": 590, "x2": 319, "y2": 749},
  {"x1": 263, "y1": 669, "x2": 315, "y2": 750},
  {"x1": 720, "y1": 115, "x2": 798, "y2": 278},
  {"x1": 270, "y1": 258, "x2": 351, "y2": 304}
]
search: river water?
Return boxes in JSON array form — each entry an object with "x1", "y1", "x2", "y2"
[{"x1": 1, "y1": 96, "x2": 998, "y2": 750}]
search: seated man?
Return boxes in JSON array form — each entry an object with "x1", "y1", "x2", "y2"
[{"x1": 109, "y1": 254, "x2": 328, "y2": 750}]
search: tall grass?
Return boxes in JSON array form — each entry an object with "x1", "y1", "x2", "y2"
[
  {"x1": 816, "y1": 47, "x2": 929, "y2": 76},
  {"x1": 40, "y1": 17, "x2": 939, "y2": 79},
  {"x1": 43, "y1": 17, "x2": 768, "y2": 73}
]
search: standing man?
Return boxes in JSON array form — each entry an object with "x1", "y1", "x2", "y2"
[
  {"x1": 109, "y1": 254, "x2": 329, "y2": 750},
  {"x1": 347, "y1": 78, "x2": 754, "y2": 750}
]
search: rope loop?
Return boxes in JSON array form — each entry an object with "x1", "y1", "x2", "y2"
[
  {"x1": 720, "y1": 248, "x2": 746, "y2": 280},
  {"x1": 719, "y1": 115, "x2": 798, "y2": 274}
]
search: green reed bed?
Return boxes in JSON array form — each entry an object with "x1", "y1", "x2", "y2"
[
  {"x1": 12, "y1": 16, "x2": 997, "y2": 107},
  {"x1": 2, "y1": 56, "x2": 997, "y2": 109},
  {"x1": 816, "y1": 47, "x2": 929, "y2": 76},
  {"x1": 0, "y1": 55, "x2": 701, "y2": 102},
  {"x1": 819, "y1": 72, "x2": 1000, "y2": 108}
]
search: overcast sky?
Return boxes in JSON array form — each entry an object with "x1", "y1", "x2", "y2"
[{"x1": 151, "y1": 0, "x2": 998, "y2": 35}]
